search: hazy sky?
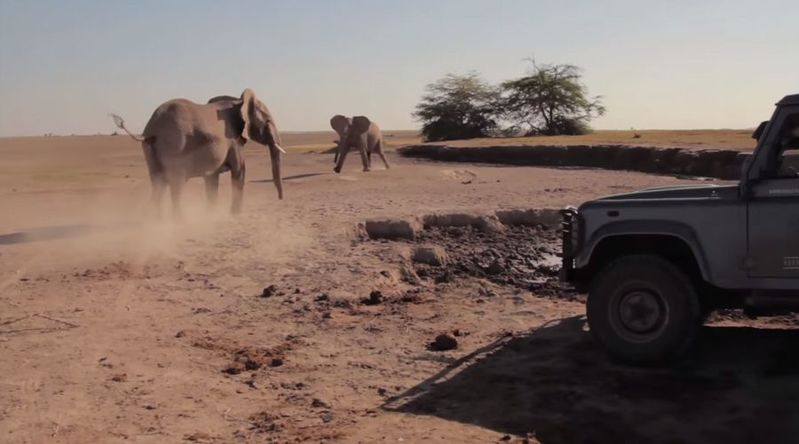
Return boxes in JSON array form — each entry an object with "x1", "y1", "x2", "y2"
[{"x1": 0, "y1": 0, "x2": 797, "y2": 136}]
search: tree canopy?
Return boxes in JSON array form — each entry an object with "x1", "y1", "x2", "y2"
[
  {"x1": 501, "y1": 61, "x2": 605, "y2": 136},
  {"x1": 413, "y1": 61, "x2": 605, "y2": 141},
  {"x1": 412, "y1": 73, "x2": 500, "y2": 142}
]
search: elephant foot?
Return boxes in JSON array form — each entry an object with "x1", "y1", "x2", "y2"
[
  {"x1": 363, "y1": 168, "x2": 371, "y2": 172},
  {"x1": 334, "y1": 167, "x2": 341, "y2": 174}
]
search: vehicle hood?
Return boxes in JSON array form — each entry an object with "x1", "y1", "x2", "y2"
[{"x1": 591, "y1": 184, "x2": 740, "y2": 202}]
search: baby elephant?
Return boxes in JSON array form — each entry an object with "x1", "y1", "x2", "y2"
[{"x1": 330, "y1": 115, "x2": 390, "y2": 173}]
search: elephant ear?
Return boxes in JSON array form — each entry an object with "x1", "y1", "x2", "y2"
[
  {"x1": 239, "y1": 88, "x2": 256, "y2": 141},
  {"x1": 330, "y1": 115, "x2": 350, "y2": 137},
  {"x1": 351, "y1": 116, "x2": 371, "y2": 135}
]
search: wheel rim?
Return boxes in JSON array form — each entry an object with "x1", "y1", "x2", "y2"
[
  {"x1": 610, "y1": 286, "x2": 668, "y2": 342},
  {"x1": 619, "y1": 290, "x2": 663, "y2": 333}
]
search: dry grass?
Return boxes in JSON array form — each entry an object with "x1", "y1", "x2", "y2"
[
  {"x1": 442, "y1": 129, "x2": 757, "y2": 151},
  {"x1": 0, "y1": 136, "x2": 141, "y2": 192},
  {"x1": 280, "y1": 130, "x2": 421, "y2": 153},
  {"x1": 0, "y1": 131, "x2": 421, "y2": 192},
  {"x1": 0, "y1": 128, "x2": 755, "y2": 193}
]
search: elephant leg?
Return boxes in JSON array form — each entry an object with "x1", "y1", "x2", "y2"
[
  {"x1": 333, "y1": 149, "x2": 339, "y2": 164},
  {"x1": 376, "y1": 141, "x2": 390, "y2": 169},
  {"x1": 334, "y1": 147, "x2": 348, "y2": 173},
  {"x1": 167, "y1": 173, "x2": 186, "y2": 220},
  {"x1": 143, "y1": 142, "x2": 166, "y2": 218},
  {"x1": 367, "y1": 150, "x2": 372, "y2": 169},
  {"x1": 204, "y1": 174, "x2": 219, "y2": 208},
  {"x1": 226, "y1": 148, "x2": 245, "y2": 214},
  {"x1": 149, "y1": 174, "x2": 166, "y2": 219},
  {"x1": 231, "y1": 165, "x2": 245, "y2": 214},
  {"x1": 359, "y1": 145, "x2": 369, "y2": 172}
]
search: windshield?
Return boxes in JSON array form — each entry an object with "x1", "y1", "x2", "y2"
[{"x1": 771, "y1": 114, "x2": 799, "y2": 178}]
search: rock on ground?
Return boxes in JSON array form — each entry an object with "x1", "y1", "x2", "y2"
[
  {"x1": 364, "y1": 217, "x2": 422, "y2": 240},
  {"x1": 423, "y1": 213, "x2": 505, "y2": 233},
  {"x1": 429, "y1": 334, "x2": 458, "y2": 351},
  {"x1": 412, "y1": 245, "x2": 449, "y2": 266}
]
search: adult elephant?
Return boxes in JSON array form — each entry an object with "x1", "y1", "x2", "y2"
[
  {"x1": 330, "y1": 115, "x2": 390, "y2": 173},
  {"x1": 112, "y1": 88, "x2": 284, "y2": 216}
]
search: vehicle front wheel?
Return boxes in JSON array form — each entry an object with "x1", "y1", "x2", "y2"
[{"x1": 587, "y1": 255, "x2": 701, "y2": 364}]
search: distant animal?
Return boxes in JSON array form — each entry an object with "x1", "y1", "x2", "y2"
[
  {"x1": 329, "y1": 115, "x2": 390, "y2": 173},
  {"x1": 111, "y1": 89, "x2": 285, "y2": 217}
]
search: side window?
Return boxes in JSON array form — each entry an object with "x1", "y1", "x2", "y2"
[{"x1": 770, "y1": 114, "x2": 799, "y2": 179}]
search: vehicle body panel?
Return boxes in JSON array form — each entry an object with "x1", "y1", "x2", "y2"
[{"x1": 562, "y1": 95, "x2": 799, "y2": 294}]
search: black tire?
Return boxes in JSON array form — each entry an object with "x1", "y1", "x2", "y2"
[{"x1": 587, "y1": 255, "x2": 701, "y2": 364}]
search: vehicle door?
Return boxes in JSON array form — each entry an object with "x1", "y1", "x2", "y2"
[{"x1": 748, "y1": 111, "x2": 799, "y2": 278}]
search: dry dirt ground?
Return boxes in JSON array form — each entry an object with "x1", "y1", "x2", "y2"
[{"x1": 1, "y1": 134, "x2": 796, "y2": 444}]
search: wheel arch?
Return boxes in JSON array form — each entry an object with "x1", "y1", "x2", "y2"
[{"x1": 577, "y1": 221, "x2": 711, "y2": 285}]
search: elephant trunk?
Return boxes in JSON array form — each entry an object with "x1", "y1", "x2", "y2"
[{"x1": 269, "y1": 143, "x2": 284, "y2": 200}]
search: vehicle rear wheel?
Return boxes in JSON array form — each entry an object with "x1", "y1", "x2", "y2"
[{"x1": 587, "y1": 255, "x2": 701, "y2": 364}]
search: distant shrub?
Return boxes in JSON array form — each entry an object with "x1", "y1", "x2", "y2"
[
  {"x1": 549, "y1": 117, "x2": 594, "y2": 136},
  {"x1": 500, "y1": 60, "x2": 604, "y2": 136},
  {"x1": 413, "y1": 73, "x2": 500, "y2": 142},
  {"x1": 413, "y1": 60, "x2": 605, "y2": 140}
]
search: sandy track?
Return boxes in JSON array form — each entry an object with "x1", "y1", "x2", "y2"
[{"x1": 1, "y1": 138, "x2": 796, "y2": 443}]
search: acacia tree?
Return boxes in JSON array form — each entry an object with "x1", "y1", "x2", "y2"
[
  {"x1": 501, "y1": 61, "x2": 605, "y2": 136},
  {"x1": 413, "y1": 73, "x2": 500, "y2": 142}
]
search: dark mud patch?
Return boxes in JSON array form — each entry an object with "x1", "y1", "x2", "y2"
[
  {"x1": 181, "y1": 331, "x2": 297, "y2": 375},
  {"x1": 707, "y1": 309, "x2": 799, "y2": 327},
  {"x1": 413, "y1": 225, "x2": 575, "y2": 298},
  {"x1": 399, "y1": 144, "x2": 749, "y2": 180}
]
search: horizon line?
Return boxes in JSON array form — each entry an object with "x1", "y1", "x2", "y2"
[{"x1": 0, "y1": 127, "x2": 758, "y2": 139}]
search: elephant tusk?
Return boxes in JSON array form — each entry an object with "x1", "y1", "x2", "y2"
[{"x1": 275, "y1": 144, "x2": 287, "y2": 154}]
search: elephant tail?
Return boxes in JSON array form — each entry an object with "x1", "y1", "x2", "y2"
[{"x1": 109, "y1": 113, "x2": 146, "y2": 142}]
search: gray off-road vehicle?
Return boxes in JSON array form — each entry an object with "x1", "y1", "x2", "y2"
[{"x1": 561, "y1": 94, "x2": 799, "y2": 363}]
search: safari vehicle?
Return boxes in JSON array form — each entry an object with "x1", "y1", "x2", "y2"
[{"x1": 561, "y1": 94, "x2": 799, "y2": 364}]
